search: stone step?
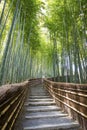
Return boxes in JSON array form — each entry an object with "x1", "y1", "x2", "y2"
[
  {"x1": 26, "y1": 105, "x2": 61, "y2": 112},
  {"x1": 23, "y1": 117, "x2": 79, "y2": 130},
  {"x1": 25, "y1": 110, "x2": 65, "y2": 116},
  {"x1": 23, "y1": 123, "x2": 79, "y2": 130},
  {"x1": 28, "y1": 98, "x2": 54, "y2": 102},
  {"x1": 29, "y1": 96, "x2": 51, "y2": 99},
  {"x1": 25, "y1": 101, "x2": 55, "y2": 106},
  {"x1": 25, "y1": 113, "x2": 68, "y2": 119},
  {"x1": 30, "y1": 93, "x2": 48, "y2": 96}
]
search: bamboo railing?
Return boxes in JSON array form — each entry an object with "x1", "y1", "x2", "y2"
[
  {"x1": 0, "y1": 81, "x2": 29, "y2": 130},
  {"x1": 44, "y1": 79, "x2": 87, "y2": 130}
]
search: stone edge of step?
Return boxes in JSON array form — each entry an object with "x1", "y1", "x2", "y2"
[
  {"x1": 26, "y1": 107, "x2": 61, "y2": 112},
  {"x1": 23, "y1": 121, "x2": 79, "y2": 130},
  {"x1": 29, "y1": 96, "x2": 51, "y2": 99},
  {"x1": 28, "y1": 98, "x2": 54, "y2": 101},
  {"x1": 25, "y1": 113, "x2": 68, "y2": 119},
  {"x1": 25, "y1": 102, "x2": 55, "y2": 106}
]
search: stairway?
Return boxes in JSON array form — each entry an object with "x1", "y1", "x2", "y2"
[{"x1": 22, "y1": 84, "x2": 80, "y2": 130}]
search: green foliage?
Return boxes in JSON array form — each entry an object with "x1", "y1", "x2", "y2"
[
  {"x1": 44, "y1": 0, "x2": 87, "y2": 83},
  {"x1": 0, "y1": 0, "x2": 87, "y2": 85}
]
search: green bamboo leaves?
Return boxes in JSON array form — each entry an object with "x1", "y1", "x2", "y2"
[
  {"x1": 45, "y1": 0, "x2": 87, "y2": 83},
  {"x1": 0, "y1": 0, "x2": 87, "y2": 85},
  {"x1": 0, "y1": 0, "x2": 42, "y2": 85}
]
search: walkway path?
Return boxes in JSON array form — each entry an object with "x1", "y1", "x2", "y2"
[{"x1": 14, "y1": 84, "x2": 80, "y2": 130}]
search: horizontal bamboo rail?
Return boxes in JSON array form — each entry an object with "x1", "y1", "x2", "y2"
[
  {"x1": 0, "y1": 81, "x2": 29, "y2": 130},
  {"x1": 44, "y1": 79, "x2": 87, "y2": 130}
]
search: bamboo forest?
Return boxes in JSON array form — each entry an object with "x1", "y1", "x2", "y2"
[{"x1": 0, "y1": 0, "x2": 87, "y2": 85}]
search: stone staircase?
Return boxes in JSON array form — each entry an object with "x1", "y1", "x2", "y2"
[{"x1": 22, "y1": 84, "x2": 80, "y2": 130}]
